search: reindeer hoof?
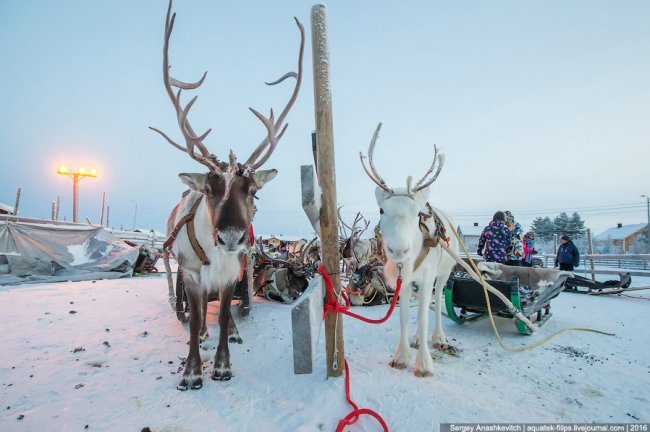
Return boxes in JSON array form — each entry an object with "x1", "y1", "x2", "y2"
[
  {"x1": 389, "y1": 360, "x2": 408, "y2": 370},
  {"x1": 177, "y1": 376, "x2": 202, "y2": 391},
  {"x1": 410, "y1": 341, "x2": 419, "y2": 349},
  {"x1": 228, "y1": 336, "x2": 243, "y2": 344},
  {"x1": 199, "y1": 330, "x2": 209, "y2": 342},
  {"x1": 211, "y1": 370, "x2": 232, "y2": 381},
  {"x1": 414, "y1": 369, "x2": 433, "y2": 378}
]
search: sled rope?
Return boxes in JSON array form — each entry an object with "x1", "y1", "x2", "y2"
[
  {"x1": 443, "y1": 222, "x2": 615, "y2": 353},
  {"x1": 320, "y1": 264, "x2": 401, "y2": 432}
]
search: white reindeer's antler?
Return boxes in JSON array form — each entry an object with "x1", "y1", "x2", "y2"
[
  {"x1": 359, "y1": 123, "x2": 392, "y2": 193},
  {"x1": 412, "y1": 145, "x2": 445, "y2": 192}
]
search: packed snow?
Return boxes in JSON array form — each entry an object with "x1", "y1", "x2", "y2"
[{"x1": 0, "y1": 273, "x2": 648, "y2": 431}]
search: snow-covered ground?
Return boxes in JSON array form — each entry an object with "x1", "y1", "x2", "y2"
[{"x1": 0, "y1": 273, "x2": 648, "y2": 431}]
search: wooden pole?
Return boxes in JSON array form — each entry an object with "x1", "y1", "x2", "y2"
[
  {"x1": 55, "y1": 196, "x2": 60, "y2": 221},
  {"x1": 311, "y1": 4, "x2": 344, "y2": 378},
  {"x1": 100, "y1": 192, "x2": 106, "y2": 227},
  {"x1": 51, "y1": 201, "x2": 56, "y2": 221},
  {"x1": 106, "y1": 205, "x2": 110, "y2": 229},
  {"x1": 587, "y1": 228, "x2": 595, "y2": 281},
  {"x1": 14, "y1": 187, "x2": 21, "y2": 216}
]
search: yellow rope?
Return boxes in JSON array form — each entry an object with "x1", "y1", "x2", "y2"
[{"x1": 445, "y1": 223, "x2": 614, "y2": 353}]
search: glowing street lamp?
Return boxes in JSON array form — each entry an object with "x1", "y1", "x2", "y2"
[{"x1": 56, "y1": 165, "x2": 98, "y2": 223}]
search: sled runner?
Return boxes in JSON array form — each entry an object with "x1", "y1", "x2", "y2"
[
  {"x1": 564, "y1": 273, "x2": 632, "y2": 295},
  {"x1": 443, "y1": 272, "x2": 567, "y2": 335}
]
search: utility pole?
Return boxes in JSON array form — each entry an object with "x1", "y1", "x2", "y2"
[
  {"x1": 641, "y1": 195, "x2": 650, "y2": 253},
  {"x1": 14, "y1": 187, "x2": 21, "y2": 216}
]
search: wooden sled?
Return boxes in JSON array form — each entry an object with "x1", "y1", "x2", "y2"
[{"x1": 443, "y1": 275, "x2": 565, "y2": 335}]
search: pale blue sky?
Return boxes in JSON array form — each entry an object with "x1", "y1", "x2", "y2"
[{"x1": 1, "y1": 0, "x2": 649, "y2": 236}]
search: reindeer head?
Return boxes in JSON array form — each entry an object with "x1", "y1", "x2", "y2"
[
  {"x1": 150, "y1": 1, "x2": 304, "y2": 254},
  {"x1": 179, "y1": 167, "x2": 277, "y2": 253},
  {"x1": 360, "y1": 123, "x2": 445, "y2": 264}
]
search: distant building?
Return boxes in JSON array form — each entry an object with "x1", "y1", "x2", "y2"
[
  {"x1": 593, "y1": 223, "x2": 648, "y2": 253},
  {"x1": 457, "y1": 223, "x2": 484, "y2": 252},
  {"x1": 0, "y1": 203, "x2": 15, "y2": 215}
]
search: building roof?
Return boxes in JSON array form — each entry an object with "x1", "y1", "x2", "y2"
[
  {"x1": 457, "y1": 224, "x2": 484, "y2": 237},
  {"x1": 594, "y1": 223, "x2": 648, "y2": 241}
]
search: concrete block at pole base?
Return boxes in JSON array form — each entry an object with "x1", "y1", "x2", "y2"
[
  {"x1": 301, "y1": 165, "x2": 321, "y2": 237},
  {"x1": 291, "y1": 276, "x2": 324, "y2": 374}
]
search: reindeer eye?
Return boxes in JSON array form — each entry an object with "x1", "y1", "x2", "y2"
[{"x1": 379, "y1": 208, "x2": 384, "y2": 215}]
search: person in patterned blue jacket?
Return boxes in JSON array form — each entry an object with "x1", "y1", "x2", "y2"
[{"x1": 477, "y1": 211, "x2": 512, "y2": 263}]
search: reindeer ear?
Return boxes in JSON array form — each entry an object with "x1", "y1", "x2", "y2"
[
  {"x1": 179, "y1": 173, "x2": 211, "y2": 194},
  {"x1": 253, "y1": 169, "x2": 278, "y2": 189}
]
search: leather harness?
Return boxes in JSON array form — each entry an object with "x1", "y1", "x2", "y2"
[
  {"x1": 163, "y1": 196, "x2": 211, "y2": 265},
  {"x1": 412, "y1": 203, "x2": 450, "y2": 272}
]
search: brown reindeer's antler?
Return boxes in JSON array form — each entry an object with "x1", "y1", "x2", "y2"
[
  {"x1": 337, "y1": 206, "x2": 351, "y2": 239},
  {"x1": 245, "y1": 17, "x2": 305, "y2": 171},
  {"x1": 412, "y1": 145, "x2": 445, "y2": 193},
  {"x1": 359, "y1": 123, "x2": 392, "y2": 193},
  {"x1": 149, "y1": 0, "x2": 221, "y2": 173},
  {"x1": 150, "y1": 1, "x2": 304, "y2": 175}
]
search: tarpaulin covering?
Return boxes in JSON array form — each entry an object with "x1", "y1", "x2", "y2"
[{"x1": 0, "y1": 222, "x2": 140, "y2": 285}]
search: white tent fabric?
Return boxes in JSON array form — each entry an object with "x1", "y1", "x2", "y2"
[{"x1": 0, "y1": 222, "x2": 140, "y2": 285}]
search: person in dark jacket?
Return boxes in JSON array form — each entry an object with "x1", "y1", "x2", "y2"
[
  {"x1": 477, "y1": 211, "x2": 512, "y2": 263},
  {"x1": 555, "y1": 235, "x2": 580, "y2": 271}
]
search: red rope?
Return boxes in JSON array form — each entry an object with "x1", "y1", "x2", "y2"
[
  {"x1": 320, "y1": 265, "x2": 401, "y2": 324},
  {"x1": 318, "y1": 264, "x2": 402, "y2": 432}
]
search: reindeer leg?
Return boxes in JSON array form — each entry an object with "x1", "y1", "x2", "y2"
[
  {"x1": 212, "y1": 284, "x2": 235, "y2": 381},
  {"x1": 228, "y1": 308, "x2": 243, "y2": 344},
  {"x1": 178, "y1": 279, "x2": 204, "y2": 390},
  {"x1": 390, "y1": 283, "x2": 412, "y2": 369},
  {"x1": 432, "y1": 273, "x2": 458, "y2": 355},
  {"x1": 199, "y1": 290, "x2": 209, "y2": 342},
  {"x1": 414, "y1": 278, "x2": 435, "y2": 378}
]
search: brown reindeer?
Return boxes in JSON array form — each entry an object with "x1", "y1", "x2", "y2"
[
  {"x1": 151, "y1": 1, "x2": 304, "y2": 390},
  {"x1": 337, "y1": 208, "x2": 371, "y2": 276}
]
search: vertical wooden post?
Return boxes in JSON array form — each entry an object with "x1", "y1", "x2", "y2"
[
  {"x1": 106, "y1": 205, "x2": 110, "y2": 229},
  {"x1": 100, "y1": 192, "x2": 106, "y2": 227},
  {"x1": 55, "y1": 196, "x2": 60, "y2": 221},
  {"x1": 14, "y1": 187, "x2": 21, "y2": 216},
  {"x1": 51, "y1": 201, "x2": 56, "y2": 221},
  {"x1": 311, "y1": 4, "x2": 344, "y2": 378},
  {"x1": 586, "y1": 228, "x2": 595, "y2": 281}
]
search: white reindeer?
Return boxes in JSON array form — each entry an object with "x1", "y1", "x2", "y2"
[{"x1": 360, "y1": 123, "x2": 459, "y2": 377}]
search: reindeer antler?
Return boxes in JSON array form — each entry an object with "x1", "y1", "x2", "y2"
[
  {"x1": 359, "y1": 123, "x2": 392, "y2": 193},
  {"x1": 337, "y1": 206, "x2": 351, "y2": 239},
  {"x1": 150, "y1": 1, "x2": 304, "y2": 175},
  {"x1": 245, "y1": 17, "x2": 305, "y2": 171},
  {"x1": 412, "y1": 145, "x2": 445, "y2": 192},
  {"x1": 149, "y1": 0, "x2": 221, "y2": 173}
]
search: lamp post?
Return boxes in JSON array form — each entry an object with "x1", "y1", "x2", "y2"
[
  {"x1": 57, "y1": 165, "x2": 97, "y2": 223},
  {"x1": 641, "y1": 195, "x2": 650, "y2": 253}
]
